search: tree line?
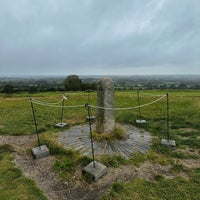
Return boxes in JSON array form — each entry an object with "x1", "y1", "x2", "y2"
[
  {"x1": 0, "y1": 75, "x2": 97, "y2": 94},
  {"x1": 1, "y1": 74, "x2": 200, "y2": 94}
]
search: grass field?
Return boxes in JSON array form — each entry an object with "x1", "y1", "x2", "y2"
[
  {"x1": 0, "y1": 90, "x2": 200, "y2": 199},
  {"x1": 0, "y1": 90, "x2": 200, "y2": 138}
]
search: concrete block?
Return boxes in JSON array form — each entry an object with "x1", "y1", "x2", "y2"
[
  {"x1": 82, "y1": 161, "x2": 107, "y2": 181},
  {"x1": 161, "y1": 139, "x2": 176, "y2": 149},
  {"x1": 32, "y1": 145, "x2": 50, "y2": 159},
  {"x1": 136, "y1": 119, "x2": 146, "y2": 124},
  {"x1": 86, "y1": 115, "x2": 96, "y2": 120},
  {"x1": 55, "y1": 122, "x2": 68, "y2": 128}
]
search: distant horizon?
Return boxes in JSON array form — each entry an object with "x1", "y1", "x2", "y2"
[{"x1": 1, "y1": 73, "x2": 200, "y2": 78}]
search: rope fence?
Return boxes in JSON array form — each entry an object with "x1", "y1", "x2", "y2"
[
  {"x1": 29, "y1": 92, "x2": 171, "y2": 148},
  {"x1": 30, "y1": 98, "x2": 85, "y2": 108},
  {"x1": 30, "y1": 93, "x2": 166, "y2": 111},
  {"x1": 31, "y1": 98, "x2": 63, "y2": 105},
  {"x1": 139, "y1": 91, "x2": 165, "y2": 97},
  {"x1": 88, "y1": 94, "x2": 166, "y2": 111}
]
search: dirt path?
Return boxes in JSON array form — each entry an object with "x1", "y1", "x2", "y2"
[{"x1": 0, "y1": 135, "x2": 198, "y2": 200}]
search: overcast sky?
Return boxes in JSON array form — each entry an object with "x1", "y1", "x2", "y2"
[{"x1": 0, "y1": 0, "x2": 199, "y2": 76}]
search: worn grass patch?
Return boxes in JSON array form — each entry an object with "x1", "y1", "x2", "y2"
[
  {"x1": 0, "y1": 144, "x2": 47, "y2": 200},
  {"x1": 99, "y1": 154, "x2": 129, "y2": 167},
  {"x1": 102, "y1": 172, "x2": 200, "y2": 200},
  {"x1": 131, "y1": 150, "x2": 172, "y2": 167},
  {"x1": 39, "y1": 133, "x2": 92, "y2": 183},
  {"x1": 152, "y1": 140, "x2": 199, "y2": 159}
]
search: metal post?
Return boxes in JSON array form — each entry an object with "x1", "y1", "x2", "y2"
[
  {"x1": 30, "y1": 98, "x2": 41, "y2": 148},
  {"x1": 166, "y1": 93, "x2": 170, "y2": 140},
  {"x1": 86, "y1": 103, "x2": 95, "y2": 168},
  {"x1": 87, "y1": 90, "x2": 90, "y2": 104},
  {"x1": 137, "y1": 91, "x2": 141, "y2": 119},
  {"x1": 60, "y1": 97, "x2": 65, "y2": 124}
]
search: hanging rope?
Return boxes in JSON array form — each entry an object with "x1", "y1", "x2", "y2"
[
  {"x1": 31, "y1": 93, "x2": 67, "y2": 105},
  {"x1": 139, "y1": 91, "x2": 165, "y2": 97},
  {"x1": 30, "y1": 93, "x2": 166, "y2": 111},
  {"x1": 31, "y1": 98, "x2": 63, "y2": 105},
  {"x1": 88, "y1": 94, "x2": 166, "y2": 111},
  {"x1": 30, "y1": 99, "x2": 85, "y2": 108}
]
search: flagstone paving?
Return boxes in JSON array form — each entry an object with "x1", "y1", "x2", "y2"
[{"x1": 57, "y1": 124, "x2": 152, "y2": 158}]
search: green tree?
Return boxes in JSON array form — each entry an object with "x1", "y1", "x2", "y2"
[
  {"x1": 29, "y1": 86, "x2": 38, "y2": 94},
  {"x1": 3, "y1": 84, "x2": 14, "y2": 94},
  {"x1": 82, "y1": 83, "x2": 97, "y2": 91},
  {"x1": 64, "y1": 75, "x2": 82, "y2": 91}
]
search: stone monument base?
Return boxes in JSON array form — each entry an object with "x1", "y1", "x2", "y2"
[
  {"x1": 82, "y1": 161, "x2": 107, "y2": 181},
  {"x1": 31, "y1": 145, "x2": 50, "y2": 159},
  {"x1": 161, "y1": 139, "x2": 176, "y2": 149}
]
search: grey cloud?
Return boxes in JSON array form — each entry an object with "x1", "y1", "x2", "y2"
[{"x1": 0, "y1": 0, "x2": 199, "y2": 76}]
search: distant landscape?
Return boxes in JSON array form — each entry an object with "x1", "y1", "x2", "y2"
[{"x1": 1, "y1": 74, "x2": 200, "y2": 93}]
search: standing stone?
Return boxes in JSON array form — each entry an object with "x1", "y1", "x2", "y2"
[{"x1": 96, "y1": 77, "x2": 115, "y2": 134}]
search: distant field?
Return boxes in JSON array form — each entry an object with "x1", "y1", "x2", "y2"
[{"x1": 0, "y1": 90, "x2": 200, "y2": 137}]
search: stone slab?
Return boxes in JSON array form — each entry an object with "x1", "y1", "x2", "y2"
[
  {"x1": 161, "y1": 139, "x2": 176, "y2": 149},
  {"x1": 82, "y1": 161, "x2": 107, "y2": 181},
  {"x1": 136, "y1": 119, "x2": 146, "y2": 124},
  {"x1": 31, "y1": 145, "x2": 50, "y2": 159},
  {"x1": 96, "y1": 77, "x2": 115, "y2": 134},
  {"x1": 55, "y1": 123, "x2": 68, "y2": 128},
  {"x1": 57, "y1": 124, "x2": 152, "y2": 158}
]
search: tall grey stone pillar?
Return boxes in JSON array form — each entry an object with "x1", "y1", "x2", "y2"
[{"x1": 96, "y1": 77, "x2": 115, "y2": 134}]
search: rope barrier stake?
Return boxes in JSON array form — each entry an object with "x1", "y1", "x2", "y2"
[
  {"x1": 30, "y1": 98, "x2": 41, "y2": 149},
  {"x1": 137, "y1": 91, "x2": 141, "y2": 119},
  {"x1": 86, "y1": 103, "x2": 95, "y2": 168},
  {"x1": 161, "y1": 93, "x2": 176, "y2": 149},
  {"x1": 86, "y1": 89, "x2": 91, "y2": 104},
  {"x1": 166, "y1": 93, "x2": 170, "y2": 140},
  {"x1": 60, "y1": 96, "x2": 65, "y2": 124}
]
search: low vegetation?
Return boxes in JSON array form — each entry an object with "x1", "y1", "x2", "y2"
[
  {"x1": 102, "y1": 171, "x2": 200, "y2": 200},
  {"x1": 39, "y1": 133, "x2": 93, "y2": 183},
  {"x1": 0, "y1": 145, "x2": 47, "y2": 200},
  {"x1": 92, "y1": 124, "x2": 127, "y2": 142}
]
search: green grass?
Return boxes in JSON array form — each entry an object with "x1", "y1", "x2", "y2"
[
  {"x1": 131, "y1": 150, "x2": 171, "y2": 167},
  {"x1": 1, "y1": 90, "x2": 200, "y2": 137},
  {"x1": 152, "y1": 139, "x2": 199, "y2": 159},
  {"x1": 100, "y1": 154, "x2": 129, "y2": 167},
  {"x1": 0, "y1": 144, "x2": 47, "y2": 200},
  {"x1": 1, "y1": 90, "x2": 200, "y2": 199},
  {"x1": 0, "y1": 92, "x2": 92, "y2": 135},
  {"x1": 102, "y1": 173, "x2": 200, "y2": 200}
]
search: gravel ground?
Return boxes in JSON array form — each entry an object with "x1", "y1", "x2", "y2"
[{"x1": 0, "y1": 132, "x2": 199, "y2": 200}]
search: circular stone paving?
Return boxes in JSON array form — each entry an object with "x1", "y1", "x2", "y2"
[{"x1": 57, "y1": 124, "x2": 152, "y2": 158}]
